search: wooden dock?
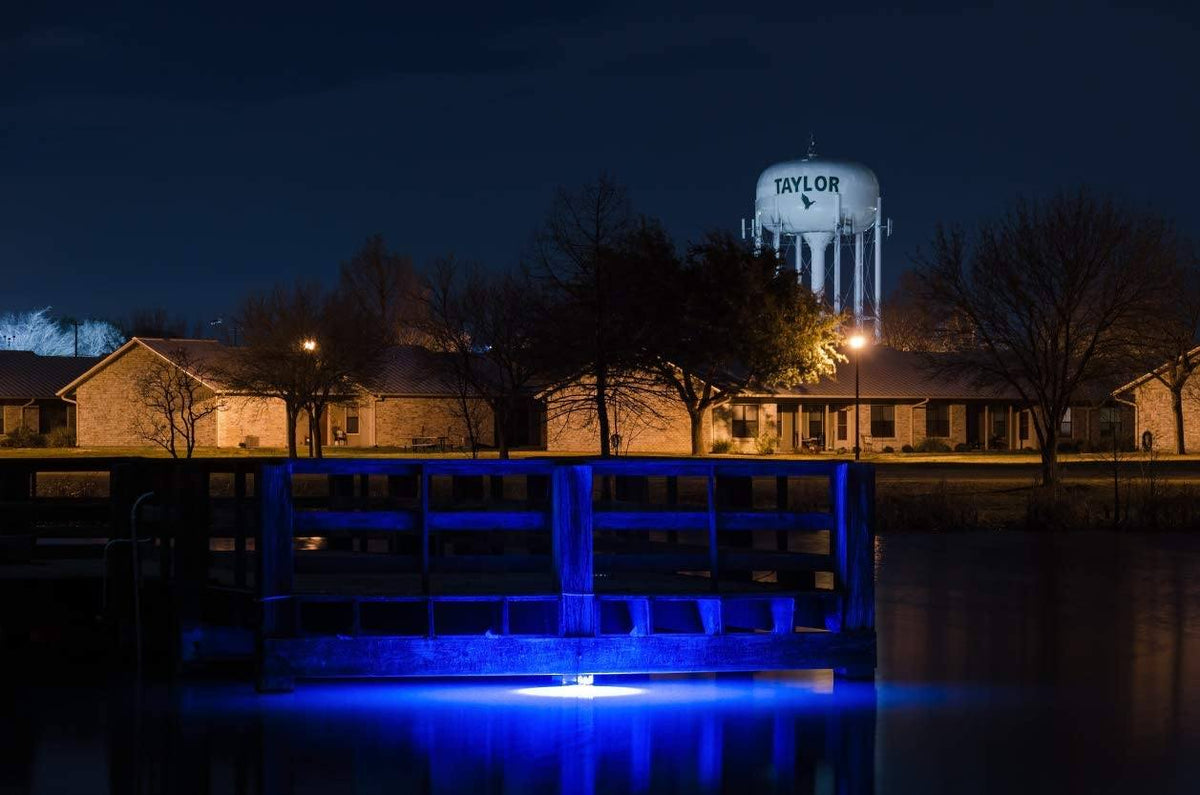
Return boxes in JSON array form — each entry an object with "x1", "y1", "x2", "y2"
[{"x1": 0, "y1": 457, "x2": 876, "y2": 691}]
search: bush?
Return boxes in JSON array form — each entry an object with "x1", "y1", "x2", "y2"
[
  {"x1": 915, "y1": 438, "x2": 952, "y2": 453},
  {"x1": 953, "y1": 442, "x2": 970, "y2": 453},
  {"x1": 1056, "y1": 440, "x2": 1081, "y2": 454},
  {"x1": 0, "y1": 427, "x2": 46, "y2": 448},
  {"x1": 755, "y1": 433, "x2": 778, "y2": 455},
  {"x1": 901, "y1": 444, "x2": 914, "y2": 453},
  {"x1": 711, "y1": 439, "x2": 733, "y2": 454},
  {"x1": 44, "y1": 426, "x2": 76, "y2": 448},
  {"x1": 882, "y1": 445, "x2": 895, "y2": 453}
]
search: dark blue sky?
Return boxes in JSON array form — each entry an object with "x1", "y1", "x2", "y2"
[{"x1": 2, "y1": 1, "x2": 1197, "y2": 324}]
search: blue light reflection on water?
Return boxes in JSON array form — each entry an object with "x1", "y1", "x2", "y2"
[{"x1": 153, "y1": 674, "x2": 955, "y2": 795}]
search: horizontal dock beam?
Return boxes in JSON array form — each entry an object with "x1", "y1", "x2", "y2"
[{"x1": 259, "y1": 632, "x2": 876, "y2": 690}]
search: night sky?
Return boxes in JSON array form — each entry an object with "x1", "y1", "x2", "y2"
[{"x1": 3, "y1": 1, "x2": 1197, "y2": 324}]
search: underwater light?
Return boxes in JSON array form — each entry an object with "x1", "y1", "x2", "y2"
[{"x1": 516, "y1": 682, "x2": 648, "y2": 701}]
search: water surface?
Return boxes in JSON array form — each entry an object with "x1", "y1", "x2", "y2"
[{"x1": 4, "y1": 531, "x2": 1198, "y2": 794}]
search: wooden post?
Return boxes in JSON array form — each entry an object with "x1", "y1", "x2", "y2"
[
  {"x1": 0, "y1": 464, "x2": 34, "y2": 562},
  {"x1": 256, "y1": 462, "x2": 294, "y2": 692},
  {"x1": 174, "y1": 462, "x2": 212, "y2": 668},
  {"x1": 327, "y1": 475, "x2": 354, "y2": 551},
  {"x1": 234, "y1": 469, "x2": 248, "y2": 588},
  {"x1": 106, "y1": 463, "x2": 138, "y2": 641},
  {"x1": 665, "y1": 475, "x2": 679, "y2": 545},
  {"x1": 834, "y1": 463, "x2": 875, "y2": 679},
  {"x1": 420, "y1": 465, "x2": 431, "y2": 595},
  {"x1": 553, "y1": 464, "x2": 594, "y2": 637},
  {"x1": 706, "y1": 468, "x2": 719, "y2": 593}
]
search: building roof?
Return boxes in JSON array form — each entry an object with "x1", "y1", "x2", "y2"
[
  {"x1": 1112, "y1": 344, "x2": 1200, "y2": 395},
  {"x1": 750, "y1": 346, "x2": 1024, "y2": 401},
  {"x1": 56, "y1": 337, "x2": 233, "y2": 396},
  {"x1": 0, "y1": 350, "x2": 102, "y2": 400},
  {"x1": 362, "y1": 345, "x2": 475, "y2": 396}
]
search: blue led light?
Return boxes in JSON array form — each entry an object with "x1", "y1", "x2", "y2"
[{"x1": 514, "y1": 683, "x2": 644, "y2": 699}]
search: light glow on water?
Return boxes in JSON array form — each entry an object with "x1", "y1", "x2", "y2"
[{"x1": 514, "y1": 683, "x2": 644, "y2": 699}]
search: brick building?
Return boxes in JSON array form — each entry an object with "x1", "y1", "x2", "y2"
[
  {"x1": 0, "y1": 350, "x2": 99, "y2": 438},
  {"x1": 59, "y1": 339, "x2": 500, "y2": 452},
  {"x1": 1114, "y1": 345, "x2": 1200, "y2": 453},
  {"x1": 544, "y1": 347, "x2": 1134, "y2": 454}
]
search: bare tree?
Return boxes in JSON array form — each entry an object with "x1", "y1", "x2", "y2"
[
  {"x1": 0, "y1": 308, "x2": 124, "y2": 355},
  {"x1": 133, "y1": 347, "x2": 223, "y2": 458},
  {"x1": 913, "y1": 190, "x2": 1176, "y2": 486},
  {"x1": 122, "y1": 307, "x2": 189, "y2": 339},
  {"x1": 340, "y1": 234, "x2": 426, "y2": 345},
  {"x1": 223, "y1": 282, "x2": 390, "y2": 458},
  {"x1": 530, "y1": 178, "x2": 672, "y2": 457},
  {"x1": 645, "y1": 232, "x2": 844, "y2": 455}
]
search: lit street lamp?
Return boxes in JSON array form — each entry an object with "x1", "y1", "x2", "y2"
[
  {"x1": 301, "y1": 338, "x2": 318, "y2": 352},
  {"x1": 848, "y1": 333, "x2": 868, "y2": 462}
]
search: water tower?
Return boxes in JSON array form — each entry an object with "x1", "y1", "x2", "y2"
[{"x1": 743, "y1": 138, "x2": 891, "y2": 339}]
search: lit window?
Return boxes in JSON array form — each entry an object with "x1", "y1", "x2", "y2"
[
  {"x1": 731, "y1": 404, "x2": 758, "y2": 438},
  {"x1": 1059, "y1": 408, "x2": 1072, "y2": 437}
]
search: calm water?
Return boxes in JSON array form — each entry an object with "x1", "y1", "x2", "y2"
[{"x1": 4, "y1": 532, "x2": 1200, "y2": 794}]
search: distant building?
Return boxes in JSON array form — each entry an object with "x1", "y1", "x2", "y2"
[
  {"x1": 543, "y1": 348, "x2": 1135, "y2": 454},
  {"x1": 57, "y1": 338, "x2": 500, "y2": 451},
  {"x1": 0, "y1": 350, "x2": 100, "y2": 437},
  {"x1": 1113, "y1": 345, "x2": 1200, "y2": 453}
]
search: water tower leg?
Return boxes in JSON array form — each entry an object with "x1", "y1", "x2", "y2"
[
  {"x1": 803, "y1": 232, "x2": 832, "y2": 300},
  {"x1": 853, "y1": 232, "x2": 864, "y2": 327},
  {"x1": 874, "y1": 197, "x2": 883, "y2": 341},
  {"x1": 833, "y1": 232, "x2": 842, "y2": 313},
  {"x1": 833, "y1": 193, "x2": 843, "y2": 313}
]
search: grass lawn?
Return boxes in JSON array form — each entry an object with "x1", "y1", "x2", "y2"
[{"x1": 3, "y1": 446, "x2": 1200, "y2": 465}]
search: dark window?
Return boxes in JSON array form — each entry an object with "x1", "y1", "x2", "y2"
[
  {"x1": 1059, "y1": 408, "x2": 1072, "y2": 437},
  {"x1": 806, "y1": 407, "x2": 823, "y2": 439},
  {"x1": 1099, "y1": 407, "x2": 1121, "y2": 438},
  {"x1": 1019, "y1": 411, "x2": 1029, "y2": 440},
  {"x1": 925, "y1": 403, "x2": 950, "y2": 438},
  {"x1": 837, "y1": 409, "x2": 848, "y2": 441},
  {"x1": 990, "y1": 405, "x2": 1007, "y2": 440},
  {"x1": 731, "y1": 404, "x2": 758, "y2": 439},
  {"x1": 870, "y1": 404, "x2": 895, "y2": 438},
  {"x1": 346, "y1": 407, "x2": 360, "y2": 435}
]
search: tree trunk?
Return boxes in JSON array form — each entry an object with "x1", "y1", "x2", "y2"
[
  {"x1": 1039, "y1": 444, "x2": 1059, "y2": 489},
  {"x1": 1172, "y1": 385, "x2": 1186, "y2": 454},
  {"x1": 595, "y1": 366, "x2": 611, "y2": 457},
  {"x1": 496, "y1": 408, "x2": 509, "y2": 460},
  {"x1": 311, "y1": 408, "x2": 324, "y2": 459},
  {"x1": 285, "y1": 405, "x2": 299, "y2": 459},
  {"x1": 689, "y1": 408, "x2": 705, "y2": 456}
]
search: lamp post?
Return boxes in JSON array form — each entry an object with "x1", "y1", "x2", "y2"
[{"x1": 848, "y1": 333, "x2": 867, "y2": 462}]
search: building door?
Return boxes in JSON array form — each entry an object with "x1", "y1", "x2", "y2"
[
  {"x1": 778, "y1": 403, "x2": 798, "y2": 452},
  {"x1": 965, "y1": 405, "x2": 982, "y2": 447},
  {"x1": 802, "y1": 404, "x2": 824, "y2": 450}
]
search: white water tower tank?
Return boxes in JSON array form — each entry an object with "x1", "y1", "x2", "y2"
[
  {"x1": 754, "y1": 156, "x2": 879, "y2": 234},
  {"x1": 744, "y1": 141, "x2": 889, "y2": 340}
]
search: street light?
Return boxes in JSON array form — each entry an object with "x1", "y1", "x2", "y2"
[
  {"x1": 848, "y1": 333, "x2": 868, "y2": 462},
  {"x1": 301, "y1": 338, "x2": 318, "y2": 352}
]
